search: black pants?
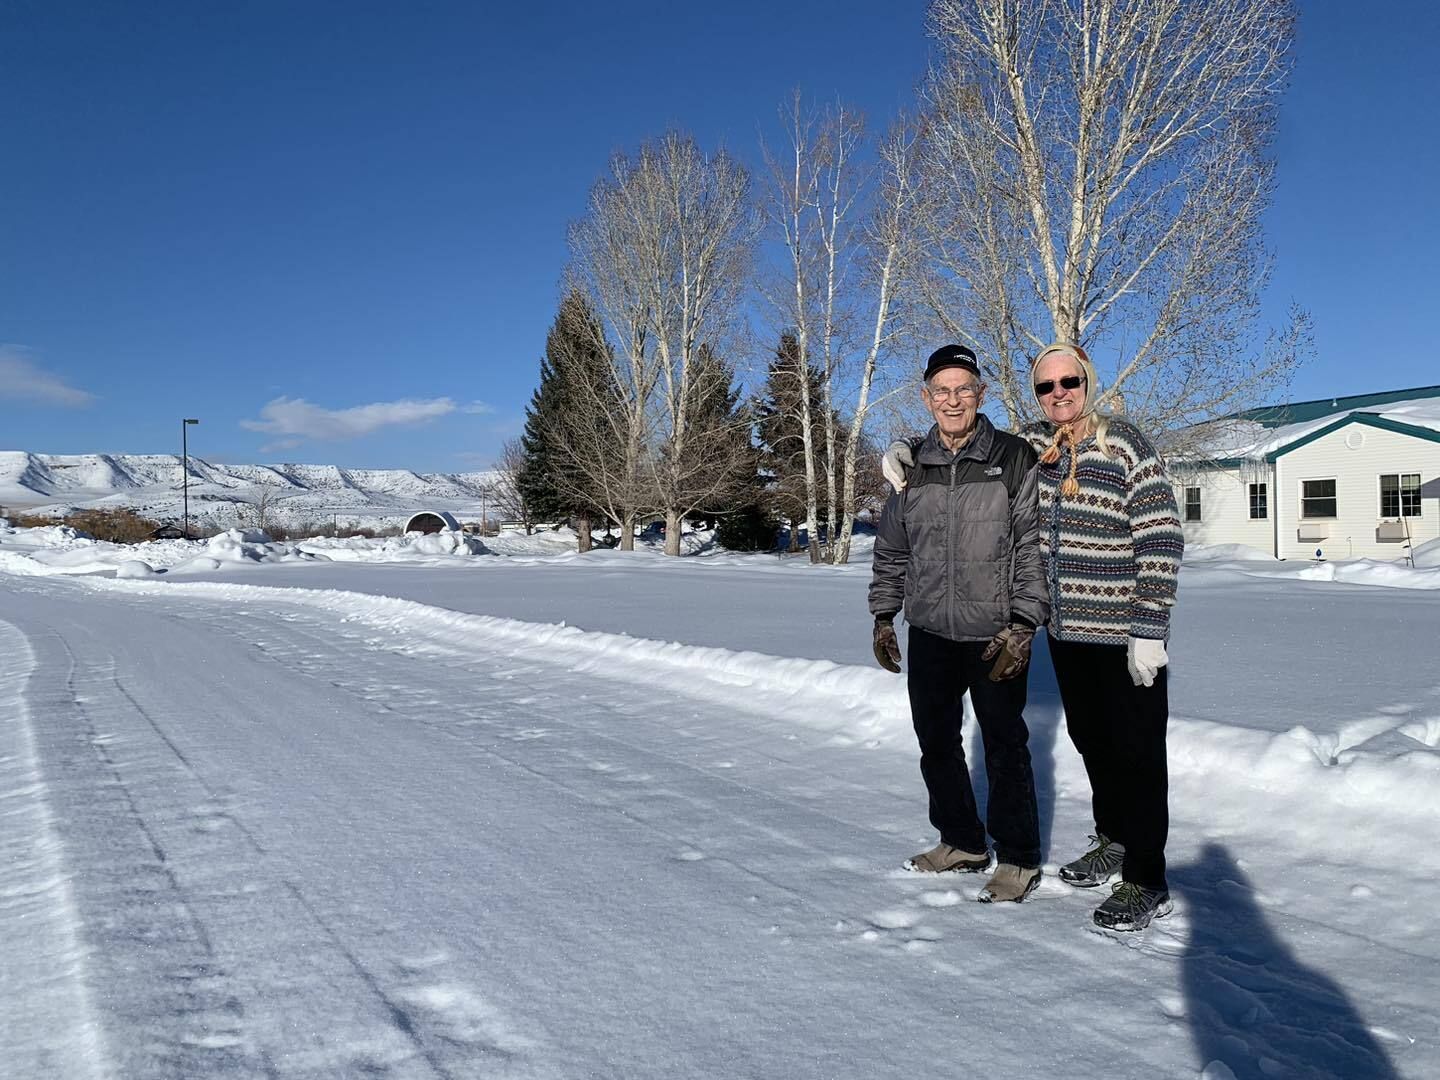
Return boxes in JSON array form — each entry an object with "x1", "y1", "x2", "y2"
[
  {"x1": 906, "y1": 626, "x2": 1041, "y2": 868},
  {"x1": 1048, "y1": 634, "x2": 1170, "y2": 890}
]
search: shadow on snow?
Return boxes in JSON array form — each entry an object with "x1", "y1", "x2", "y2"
[{"x1": 1174, "y1": 843, "x2": 1399, "y2": 1080}]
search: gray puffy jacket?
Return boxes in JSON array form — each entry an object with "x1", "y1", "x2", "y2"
[{"x1": 868, "y1": 415, "x2": 1048, "y2": 641}]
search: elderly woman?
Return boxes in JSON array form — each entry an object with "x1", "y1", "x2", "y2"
[{"x1": 883, "y1": 343, "x2": 1184, "y2": 931}]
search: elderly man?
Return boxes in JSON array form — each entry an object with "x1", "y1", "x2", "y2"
[{"x1": 869, "y1": 344, "x2": 1049, "y2": 903}]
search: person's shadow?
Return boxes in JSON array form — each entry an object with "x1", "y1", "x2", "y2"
[
  {"x1": 962, "y1": 630, "x2": 1063, "y2": 862},
  {"x1": 1175, "y1": 843, "x2": 1400, "y2": 1079}
]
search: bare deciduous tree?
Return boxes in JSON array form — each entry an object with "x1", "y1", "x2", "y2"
[
  {"x1": 763, "y1": 95, "x2": 831, "y2": 562},
  {"x1": 491, "y1": 438, "x2": 532, "y2": 533},
  {"x1": 236, "y1": 487, "x2": 279, "y2": 534},
  {"x1": 639, "y1": 134, "x2": 760, "y2": 555},
  {"x1": 833, "y1": 117, "x2": 921, "y2": 563},
  {"x1": 568, "y1": 132, "x2": 760, "y2": 556},
  {"x1": 917, "y1": 0, "x2": 1309, "y2": 431},
  {"x1": 763, "y1": 96, "x2": 920, "y2": 564}
]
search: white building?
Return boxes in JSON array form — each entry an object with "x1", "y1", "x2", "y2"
[{"x1": 1171, "y1": 385, "x2": 1440, "y2": 562}]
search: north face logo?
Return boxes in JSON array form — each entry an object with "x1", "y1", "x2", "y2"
[{"x1": 985, "y1": 466, "x2": 1003, "y2": 476}]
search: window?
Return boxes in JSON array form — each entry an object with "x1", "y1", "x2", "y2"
[
  {"x1": 1380, "y1": 473, "x2": 1422, "y2": 518},
  {"x1": 1301, "y1": 479, "x2": 1337, "y2": 519},
  {"x1": 1184, "y1": 486, "x2": 1202, "y2": 522},
  {"x1": 1248, "y1": 483, "x2": 1268, "y2": 520}
]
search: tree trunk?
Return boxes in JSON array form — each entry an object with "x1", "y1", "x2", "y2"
[
  {"x1": 664, "y1": 508, "x2": 682, "y2": 557},
  {"x1": 822, "y1": 387, "x2": 838, "y2": 564},
  {"x1": 619, "y1": 513, "x2": 635, "y2": 551},
  {"x1": 577, "y1": 512, "x2": 592, "y2": 553}
]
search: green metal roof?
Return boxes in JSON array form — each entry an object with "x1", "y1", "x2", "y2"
[{"x1": 1229, "y1": 384, "x2": 1440, "y2": 428}]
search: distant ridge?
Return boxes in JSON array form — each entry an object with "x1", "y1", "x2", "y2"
[{"x1": 0, "y1": 451, "x2": 501, "y2": 528}]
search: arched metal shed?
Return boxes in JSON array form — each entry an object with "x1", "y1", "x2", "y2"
[{"x1": 404, "y1": 510, "x2": 462, "y2": 534}]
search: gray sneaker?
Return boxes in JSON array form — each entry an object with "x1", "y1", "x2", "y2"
[
  {"x1": 1093, "y1": 881, "x2": 1173, "y2": 932},
  {"x1": 1059, "y1": 834, "x2": 1125, "y2": 888},
  {"x1": 976, "y1": 863, "x2": 1041, "y2": 903},
  {"x1": 904, "y1": 841, "x2": 991, "y2": 874}
]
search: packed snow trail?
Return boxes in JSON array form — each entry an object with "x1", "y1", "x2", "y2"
[{"x1": 0, "y1": 573, "x2": 1429, "y2": 1078}]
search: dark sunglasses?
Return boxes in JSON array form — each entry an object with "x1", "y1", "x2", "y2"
[{"x1": 1034, "y1": 374, "x2": 1086, "y2": 397}]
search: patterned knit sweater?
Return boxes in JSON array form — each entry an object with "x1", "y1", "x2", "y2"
[{"x1": 1020, "y1": 419, "x2": 1184, "y2": 645}]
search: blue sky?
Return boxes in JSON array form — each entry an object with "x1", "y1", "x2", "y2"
[{"x1": 2, "y1": 2, "x2": 1436, "y2": 472}]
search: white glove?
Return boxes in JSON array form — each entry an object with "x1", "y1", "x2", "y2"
[
  {"x1": 1126, "y1": 637, "x2": 1169, "y2": 688},
  {"x1": 882, "y1": 440, "x2": 915, "y2": 493}
]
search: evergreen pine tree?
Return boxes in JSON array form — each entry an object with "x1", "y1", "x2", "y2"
[
  {"x1": 517, "y1": 291, "x2": 616, "y2": 549},
  {"x1": 681, "y1": 344, "x2": 765, "y2": 536},
  {"x1": 515, "y1": 353, "x2": 569, "y2": 530}
]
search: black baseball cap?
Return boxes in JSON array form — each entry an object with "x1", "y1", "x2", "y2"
[{"x1": 923, "y1": 344, "x2": 981, "y2": 381}]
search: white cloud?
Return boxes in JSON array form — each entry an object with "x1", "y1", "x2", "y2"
[
  {"x1": 0, "y1": 346, "x2": 96, "y2": 407},
  {"x1": 461, "y1": 401, "x2": 496, "y2": 415},
  {"x1": 241, "y1": 396, "x2": 458, "y2": 441}
]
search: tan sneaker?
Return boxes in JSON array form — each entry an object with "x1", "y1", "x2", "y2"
[
  {"x1": 977, "y1": 863, "x2": 1041, "y2": 903},
  {"x1": 904, "y1": 842, "x2": 991, "y2": 874}
]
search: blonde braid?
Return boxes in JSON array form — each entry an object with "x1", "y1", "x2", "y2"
[{"x1": 1040, "y1": 424, "x2": 1083, "y2": 497}]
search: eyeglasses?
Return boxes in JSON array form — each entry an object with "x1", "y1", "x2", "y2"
[
  {"x1": 1033, "y1": 375, "x2": 1086, "y2": 397},
  {"x1": 926, "y1": 384, "x2": 980, "y2": 402}
]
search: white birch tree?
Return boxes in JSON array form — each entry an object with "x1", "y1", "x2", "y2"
[
  {"x1": 917, "y1": 0, "x2": 1309, "y2": 431},
  {"x1": 763, "y1": 96, "x2": 919, "y2": 564}
]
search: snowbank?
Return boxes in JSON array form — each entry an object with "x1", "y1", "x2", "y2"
[
  {"x1": 1181, "y1": 542, "x2": 1440, "y2": 590},
  {"x1": 1290, "y1": 558, "x2": 1440, "y2": 589},
  {"x1": 1414, "y1": 535, "x2": 1440, "y2": 569},
  {"x1": 1185, "y1": 543, "x2": 1279, "y2": 563},
  {"x1": 296, "y1": 529, "x2": 490, "y2": 561},
  {"x1": 0, "y1": 521, "x2": 498, "y2": 575}
]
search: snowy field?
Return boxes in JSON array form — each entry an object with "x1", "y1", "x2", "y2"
[{"x1": 1, "y1": 522, "x2": 1436, "y2": 1079}]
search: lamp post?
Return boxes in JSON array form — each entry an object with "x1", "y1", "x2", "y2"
[{"x1": 182, "y1": 418, "x2": 199, "y2": 538}]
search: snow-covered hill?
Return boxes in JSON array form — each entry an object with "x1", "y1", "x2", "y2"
[{"x1": 0, "y1": 450, "x2": 502, "y2": 529}]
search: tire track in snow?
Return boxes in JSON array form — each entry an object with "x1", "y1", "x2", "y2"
[
  {"x1": 0, "y1": 579, "x2": 572, "y2": 1078},
  {"x1": 0, "y1": 617, "x2": 111, "y2": 1080},
  {"x1": 192, "y1": 601, "x2": 917, "y2": 910},
  {"x1": 46, "y1": 633, "x2": 278, "y2": 1078},
  {"x1": 97, "y1": 650, "x2": 467, "y2": 1080}
]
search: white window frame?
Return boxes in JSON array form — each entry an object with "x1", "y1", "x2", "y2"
[
  {"x1": 1183, "y1": 486, "x2": 1202, "y2": 522},
  {"x1": 1248, "y1": 482, "x2": 1268, "y2": 520},
  {"x1": 1377, "y1": 472, "x2": 1423, "y2": 519},
  {"x1": 1299, "y1": 477, "x2": 1338, "y2": 520}
]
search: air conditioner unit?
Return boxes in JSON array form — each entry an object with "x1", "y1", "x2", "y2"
[
  {"x1": 1296, "y1": 523, "x2": 1328, "y2": 541},
  {"x1": 1376, "y1": 520, "x2": 1408, "y2": 541}
]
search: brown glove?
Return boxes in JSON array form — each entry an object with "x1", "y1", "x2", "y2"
[
  {"x1": 872, "y1": 617, "x2": 902, "y2": 673},
  {"x1": 982, "y1": 624, "x2": 1034, "y2": 681}
]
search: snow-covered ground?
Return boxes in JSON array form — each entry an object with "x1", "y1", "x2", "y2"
[{"x1": 0, "y1": 521, "x2": 1434, "y2": 1078}]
